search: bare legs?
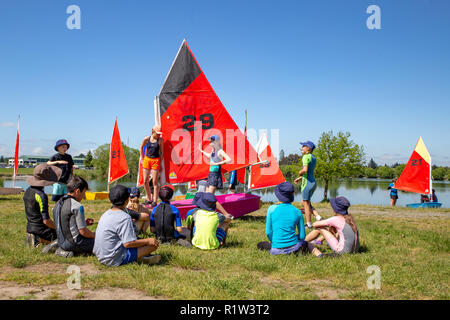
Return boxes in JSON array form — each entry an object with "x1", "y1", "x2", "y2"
[
  {"x1": 137, "y1": 245, "x2": 158, "y2": 259},
  {"x1": 390, "y1": 198, "x2": 397, "y2": 207},
  {"x1": 151, "y1": 169, "x2": 159, "y2": 205},
  {"x1": 303, "y1": 200, "x2": 313, "y2": 225},
  {"x1": 143, "y1": 168, "x2": 152, "y2": 203}
]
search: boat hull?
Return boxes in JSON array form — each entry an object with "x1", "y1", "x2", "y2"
[
  {"x1": 406, "y1": 202, "x2": 442, "y2": 208},
  {"x1": 171, "y1": 193, "x2": 261, "y2": 219}
]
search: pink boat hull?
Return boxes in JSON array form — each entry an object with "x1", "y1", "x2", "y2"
[{"x1": 171, "y1": 193, "x2": 261, "y2": 219}]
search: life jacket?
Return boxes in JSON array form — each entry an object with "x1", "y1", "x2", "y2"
[
  {"x1": 53, "y1": 195, "x2": 77, "y2": 248},
  {"x1": 153, "y1": 202, "x2": 175, "y2": 243}
]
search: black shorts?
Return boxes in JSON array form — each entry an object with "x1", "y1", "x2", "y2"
[
  {"x1": 207, "y1": 171, "x2": 223, "y2": 189},
  {"x1": 390, "y1": 195, "x2": 398, "y2": 200}
]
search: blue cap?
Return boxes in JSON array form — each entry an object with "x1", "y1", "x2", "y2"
[
  {"x1": 54, "y1": 139, "x2": 70, "y2": 151},
  {"x1": 210, "y1": 135, "x2": 220, "y2": 142},
  {"x1": 300, "y1": 141, "x2": 315, "y2": 151},
  {"x1": 274, "y1": 181, "x2": 295, "y2": 203},
  {"x1": 129, "y1": 187, "x2": 140, "y2": 198},
  {"x1": 194, "y1": 192, "x2": 217, "y2": 211},
  {"x1": 330, "y1": 196, "x2": 350, "y2": 215}
]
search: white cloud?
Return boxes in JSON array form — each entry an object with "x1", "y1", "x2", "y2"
[{"x1": 31, "y1": 147, "x2": 45, "y2": 155}]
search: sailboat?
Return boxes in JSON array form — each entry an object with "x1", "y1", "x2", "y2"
[
  {"x1": 0, "y1": 116, "x2": 23, "y2": 195},
  {"x1": 394, "y1": 137, "x2": 442, "y2": 208},
  {"x1": 155, "y1": 40, "x2": 261, "y2": 219},
  {"x1": 85, "y1": 118, "x2": 129, "y2": 200}
]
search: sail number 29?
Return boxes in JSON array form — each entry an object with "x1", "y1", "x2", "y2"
[
  {"x1": 411, "y1": 159, "x2": 422, "y2": 166},
  {"x1": 182, "y1": 113, "x2": 214, "y2": 131}
]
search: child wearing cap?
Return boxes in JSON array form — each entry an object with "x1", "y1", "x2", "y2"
[
  {"x1": 93, "y1": 185, "x2": 161, "y2": 266},
  {"x1": 140, "y1": 125, "x2": 163, "y2": 207},
  {"x1": 23, "y1": 164, "x2": 62, "y2": 248},
  {"x1": 125, "y1": 187, "x2": 151, "y2": 235},
  {"x1": 294, "y1": 140, "x2": 321, "y2": 228},
  {"x1": 47, "y1": 139, "x2": 74, "y2": 202},
  {"x1": 305, "y1": 196, "x2": 360, "y2": 257},
  {"x1": 198, "y1": 135, "x2": 231, "y2": 194},
  {"x1": 257, "y1": 182, "x2": 309, "y2": 255},
  {"x1": 150, "y1": 185, "x2": 191, "y2": 246}
]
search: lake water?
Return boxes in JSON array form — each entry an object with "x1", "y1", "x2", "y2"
[{"x1": 3, "y1": 178, "x2": 449, "y2": 208}]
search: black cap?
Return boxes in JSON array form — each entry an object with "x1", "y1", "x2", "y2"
[{"x1": 109, "y1": 185, "x2": 131, "y2": 206}]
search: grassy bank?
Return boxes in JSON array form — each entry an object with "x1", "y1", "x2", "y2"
[
  {"x1": 0, "y1": 168, "x2": 34, "y2": 177},
  {"x1": 0, "y1": 195, "x2": 449, "y2": 300}
]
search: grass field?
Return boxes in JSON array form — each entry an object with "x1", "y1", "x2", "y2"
[
  {"x1": 0, "y1": 168, "x2": 34, "y2": 177},
  {"x1": 0, "y1": 195, "x2": 449, "y2": 300}
]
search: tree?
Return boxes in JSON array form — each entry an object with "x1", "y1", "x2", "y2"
[
  {"x1": 84, "y1": 150, "x2": 94, "y2": 168},
  {"x1": 394, "y1": 164, "x2": 406, "y2": 178},
  {"x1": 279, "y1": 149, "x2": 285, "y2": 162},
  {"x1": 279, "y1": 153, "x2": 301, "y2": 166},
  {"x1": 376, "y1": 166, "x2": 394, "y2": 179},
  {"x1": 368, "y1": 158, "x2": 378, "y2": 169},
  {"x1": 314, "y1": 131, "x2": 365, "y2": 201},
  {"x1": 93, "y1": 143, "x2": 139, "y2": 180},
  {"x1": 432, "y1": 167, "x2": 447, "y2": 181},
  {"x1": 0, "y1": 155, "x2": 4, "y2": 163}
]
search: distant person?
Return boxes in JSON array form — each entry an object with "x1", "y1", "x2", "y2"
[
  {"x1": 140, "y1": 125, "x2": 163, "y2": 207},
  {"x1": 387, "y1": 178, "x2": 398, "y2": 207},
  {"x1": 305, "y1": 196, "x2": 360, "y2": 257},
  {"x1": 420, "y1": 194, "x2": 430, "y2": 203},
  {"x1": 52, "y1": 176, "x2": 95, "y2": 257},
  {"x1": 150, "y1": 185, "x2": 191, "y2": 246},
  {"x1": 228, "y1": 170, "x2": 238, "y2": 194},
  {"x1": 47, "y1": 139, "x2": 74, "y2": 202},
  {"x1": 198, "y1": 135, "x2": 232, "y2": 194},
  {"x1": 23, "y1": 164, "x2": 62, "y2": 248},
  {"x1": 257, "y1": 182, "x2": 309, "y2": 255},
  {"x1": 188, "y1": 192, "x2": 232, "y2": 250},
  {"x1": 125, "y1": 187, "x2": 151, "y2": 235},
  {"x1": 294, "y1": 141, "x2": 321, "y2": 228},
  {"x1": 93, "y1": 185, "x2": 161, "y2": 266},
  {"x1": 431, "y1": 189, "x2": 438, "y2": 202}
]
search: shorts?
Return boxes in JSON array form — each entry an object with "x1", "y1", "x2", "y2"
[
  {"x1": 270, "y1": 241, "x2": 306, "y2": 255},
  {"x1": 192, "y1": 227, "x2": 227, "y2": 244},
  {"x1": 390, "y1": 195, "x2": 398, "y2": 200},
  {"x1": 52, "y1": 183, "x2": 67, "y2": 196},
  {"x1": 120, "y1": 248, "x2": 138, "y2": 266},
  {"x1": 207, "y1": 171, "x2": 223, "y2": 189},
  {"x1": 143, "y1": 157, "x2": 161, "y2": 170},
  {"x1": 301, "y1": 180, "x2": 316, "y2": 201},
  {"x1": 60, "y1": 235, "x2": 95, "y2": 254}
]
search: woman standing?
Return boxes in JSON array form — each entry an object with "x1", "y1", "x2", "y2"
[
  {"x1": 387, "y1": 178, "x2": 398, "y2": 207},
  {"x1": 198, "y1": 135, "x2": 231, "y2": 194},
  {"x1": 140, "y1": 125, "x2": 163, "y2": 207}
]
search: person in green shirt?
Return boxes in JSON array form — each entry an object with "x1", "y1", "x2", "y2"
[{"x1": 294, "y1": 141, "x2": 321, "y2": 228}]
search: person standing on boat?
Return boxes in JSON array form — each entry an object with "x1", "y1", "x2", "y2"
[
  {"x1": 294, "y1": 141, "x2": 321, "y2": 228},
  {"x1": 198, "y1": 135, "x2": 231, "y2": 194},
  {"x1": 387, "y1": 178, "x2": 398, "y2": 207},
  {"x1": 140, "y1": 125, "x2": 163, "y2": 207}
]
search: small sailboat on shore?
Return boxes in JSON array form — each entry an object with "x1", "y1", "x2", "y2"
[{"x1": 394, "y1": 137, "x2": 442, "y2": 208}]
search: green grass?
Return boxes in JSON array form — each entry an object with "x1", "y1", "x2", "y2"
[
  {"x1": 0, "y1": 194, "x2": 449, "y2": 300},
  {"x1": 0, "y1": 168, "x2": 34, "y2": 177}
]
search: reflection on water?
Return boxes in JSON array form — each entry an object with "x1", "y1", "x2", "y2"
[{"x1": 3, "y1": 178, "x2": 449, "y2": 208}]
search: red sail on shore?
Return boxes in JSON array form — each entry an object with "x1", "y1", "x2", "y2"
[
  {"x1": 109, "y1": 118, "x2": 129, "y2": 184},
  {"x1": 156, "y1": 40, "x2": 258, "y2": 184},
  {"x1": 248, "y1": 132, "x2": 285, "y2": 190},
  {"x1": 13, "y1": 116, "x2": 20, "y2": 182},
  {"x1": 395, "y1": 136, "x2": 432, "y2": 194},
  {"x1": 136, "y1": 144, "x2": 146, "y2": 187},
  {"x1": 235, "y1": 110, "x2": 247, "y2": 184}
]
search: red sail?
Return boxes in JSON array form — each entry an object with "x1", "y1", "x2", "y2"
[
  {"x1": 136, "y1": 144, "x2": 146, "y2": 187},
  {"x1": 109, "y1": 118, "x2": 129, "y2": 183},
  {"x1": 395, "y1": 137, "x2": 431, "y2": 194},
  {"x1": 249, "y1": 132, "x2": 285, "y2": 190},
  {"x1": 235, "y1": 110, "x2": 247, "y2": 184},
  {"x1": 157, "y1": 40, "x2": 258, "y2": 184}
]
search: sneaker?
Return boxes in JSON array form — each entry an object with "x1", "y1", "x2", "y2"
[
  {"x1": 139, "y1": 254, "x2": 161, "y2": 265},
  {"x1": 315, "y1": 215, "x2": 322, "y2": 221},
  {"x1": 54, "y1": 247, "x2": 74, "y2": 258},
  {"x1": 25, "y1": 233, "x2": 39, "y2": 248},
  {"x1": 177, "y1": 239, "x2": 192, "y2": 248},
  {"x1": 41, "y1": 240, "x2": 59, "y2": 254},
  {"x1": 305, "y1": 223, "x2": 313, "y2": 229}
]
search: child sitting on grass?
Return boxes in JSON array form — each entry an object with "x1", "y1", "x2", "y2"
[
  {"x1": 125, "y1": 187, "x2": 151, "y2": 235},
  {"x1": 93, "y1": 185, "x2": 161, "y2": 266},
  {"x1": 23, "y1": 164, "x2": 62, "y2": 248},
  {"x1": 52, "y1": 176, "x2": 95, "y2": 257},
  {"x1": 305, "y1": 196, "x2": 360, "y2": 257},
  {"x1": 47, "y1": 139, "x2": 74, "y2": 202},
  {"x1": 150, "y1": 185, "x2": 191, "y2": 246}
]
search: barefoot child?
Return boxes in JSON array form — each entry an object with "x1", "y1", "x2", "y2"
[
  {"x1": 126, "y1": 187, "x2": 151, "y2": 235},
  {"x1": 198, "y1": 135, "x2": 231, "y2": 194},
  {"x1": 305, "y1": 196, "x2": 360, "y2": 257},
  {"x1": 47, "y1": 139, "x2": 74, "y2": 202}
]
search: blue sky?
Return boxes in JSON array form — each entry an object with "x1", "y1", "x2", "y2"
[{"x1": 1, "y1": 0, "x2": 449, "y2": 166}]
